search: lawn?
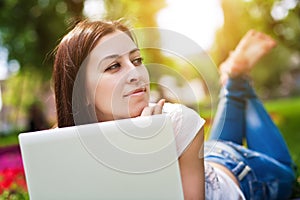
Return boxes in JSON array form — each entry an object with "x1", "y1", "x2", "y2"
[
  {"x1": 264, "y1": 97, "x2": 300, "y2": 198},
  {"x1": 264, "y1": 97, "x2": 300, "y2": 169}
]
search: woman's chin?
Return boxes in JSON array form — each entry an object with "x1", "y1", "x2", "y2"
[
  {"x1": 129, "y1": 103, "x2": 148, "y2": 118},
  {"x1": 129, "y1": 109, "x2": 144, "y2": 118}
]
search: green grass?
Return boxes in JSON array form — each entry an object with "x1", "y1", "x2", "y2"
[
  {"x1": 264, "y1": 97, "x2": 300, "y2": 198},
  {"x1": 264, "y1": 97, "x2": 300, "y2": 169},
  {"x1": 0, "y1": 131, "x2": 21, "y2": 147}
]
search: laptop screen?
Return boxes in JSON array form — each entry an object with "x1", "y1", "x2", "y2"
[{"x1": 19, "y1": 114, "x2": 184, "y2": 200}]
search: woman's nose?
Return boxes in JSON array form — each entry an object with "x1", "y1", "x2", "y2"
[
  {"x1": 126, "y1": 67, "x2": 141, "y2": 83},
  {"x1": 125, "y1": 62, "x2": 141, "y2": 84}
]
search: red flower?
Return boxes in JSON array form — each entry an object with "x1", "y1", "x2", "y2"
[
  {"x1": 0, "y1": 169, "x2": 13, "y2": 189},
  {"x1": 0, "y1": 167, "x2": 27, "y2": 194}
]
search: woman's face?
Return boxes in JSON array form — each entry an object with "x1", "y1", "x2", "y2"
[{"x1": 85, "y1": 31, "x2": 150, "y2": 121}]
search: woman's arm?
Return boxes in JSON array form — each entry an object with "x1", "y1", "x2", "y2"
[
  {"x1": 140, "y1": 100, "x2": 205, "y2": 199},
  {"x1": 178, "y1": 127, "x2": 205, "y2": 200}
]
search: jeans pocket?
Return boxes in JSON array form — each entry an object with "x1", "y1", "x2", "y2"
[{"x1": 249, "y1": 179, "x2": 278, "y2": 200}]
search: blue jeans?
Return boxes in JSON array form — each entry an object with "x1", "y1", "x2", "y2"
[{"x1": 205, "y1": 77, "x2": 296, "y2": 200}]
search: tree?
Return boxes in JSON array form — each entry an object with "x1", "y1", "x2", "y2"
[
  {"x1": 0, "y1": 0, "x2": 84, "y2": 78},
  {"x1": 0, "y1": 0, "x2": 84, "y2": 130}
]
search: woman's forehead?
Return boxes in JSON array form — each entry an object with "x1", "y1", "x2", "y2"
[{"x1": 90, "y1": 31, "x2": 138, "y2": 59}]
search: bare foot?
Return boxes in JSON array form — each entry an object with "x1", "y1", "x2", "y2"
[{"x1": 220, "y1": 30, "x2": 277, "y2": 84}]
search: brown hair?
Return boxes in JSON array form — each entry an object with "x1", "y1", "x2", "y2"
[{"x1": 53, "y1": 20, "x2": 132, "y2": 128}]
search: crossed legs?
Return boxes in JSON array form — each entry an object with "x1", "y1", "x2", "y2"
[{"x1": 209, "y1": 30, "x2": 293, "y2": 166}]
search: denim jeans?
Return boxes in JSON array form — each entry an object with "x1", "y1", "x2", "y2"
[{"x1": 206, "y1": 77, "x2": 296, "y2": 200}]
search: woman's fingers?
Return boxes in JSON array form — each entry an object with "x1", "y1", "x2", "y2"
[
  {"x1": 140, "y1": 106, "x2": 153, "y2": 116},
  {"x1": 153, "y1": 99, "x2": 165, "y2": 115},
  {"x1": 140, "y1": 99, "x2": 165, "y2": 116},
  {"x1": 157, "y1": 99, "x2": 165, "y2": 107}
]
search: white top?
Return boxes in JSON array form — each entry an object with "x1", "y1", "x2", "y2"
[
  {"x1": 162, "y1": 103, "x2": 245, "y2": 200},
  {"x1": 162, "y1": 103, "x2": 205, "y2": 156},
  {"x1": 205, "y1": 163, "x2": 246, "y2": 200}
]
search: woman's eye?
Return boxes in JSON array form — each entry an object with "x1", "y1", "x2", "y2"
[
  {"x1": 132, "y1": 57, "x2": 143, "y2": 66},
  {"x1": 105, "y1": 63, "x2": 120, "y2": 72}
]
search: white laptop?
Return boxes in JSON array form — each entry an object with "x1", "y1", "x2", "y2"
[{"x1": 19, "y1": 114, "x2": 184, "y2": 200}]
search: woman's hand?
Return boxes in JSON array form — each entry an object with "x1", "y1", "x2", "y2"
[{"x1": 140, "y1": 99, "x2": 165, "y2": 116}]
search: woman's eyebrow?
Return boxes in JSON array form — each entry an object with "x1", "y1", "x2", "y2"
[
  {"x1": 129, "y1": 48, "x2": 140, "y2": 54},
  {"x1": 98, "y1": 54, "x2": 119, "y2": 68},
  {"x1": 97, "y1": 48, "x2": 140, "y2": 68}
]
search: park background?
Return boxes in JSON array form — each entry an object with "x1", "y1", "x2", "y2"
[{"x1": 0, "y1": 0, "x2": 299, "y2": 198}]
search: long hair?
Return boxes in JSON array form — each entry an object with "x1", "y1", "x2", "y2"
[{"x1": 53, "y1": 20, "x2": 132, "y2": 128}]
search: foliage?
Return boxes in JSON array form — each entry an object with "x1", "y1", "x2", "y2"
[
  {"x1": 104, "y1": 0, "x2": 166, "y2": 27},
  {"x1": 1, "y1": 69, "x2": 55, "y2": 132},
  {"x1": 0, "y1": 0, "x2": 84, "y2": 78},
  {"x1": 0, "y1": 0, "x2": 299, "y2": 90},
  {"x1": 0, "y1": 0, "x2": 85, "y2": 128}
]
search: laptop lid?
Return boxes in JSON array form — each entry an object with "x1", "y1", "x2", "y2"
[{"x1": 19, "y1": 114, "x2": 184, "y2": 200}]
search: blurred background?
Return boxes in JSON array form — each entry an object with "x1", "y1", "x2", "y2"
[{"x1": 0, "y1": 0, "x2": 299, "y2": 197}]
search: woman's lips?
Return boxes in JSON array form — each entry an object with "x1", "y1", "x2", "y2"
[{"x1": 124, "y1": 87, "x2": 146, "y2": 97}]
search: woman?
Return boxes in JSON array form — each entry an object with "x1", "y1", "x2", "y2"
[
  {"x1": 205, "y1": 30, "x2": 296, "y2": 199},
  {"x1": 52, "y1": 20, "x2": 295, "y2": 199}
]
